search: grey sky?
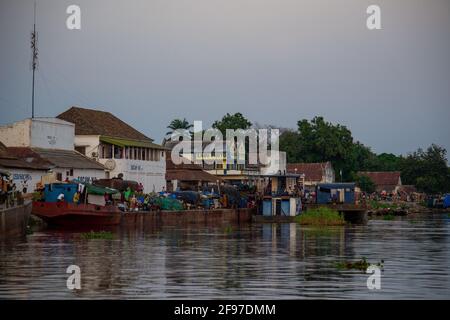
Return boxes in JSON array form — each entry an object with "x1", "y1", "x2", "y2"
[{"x1": 1, "y1": 0, "x2": 449, "y2": 155}]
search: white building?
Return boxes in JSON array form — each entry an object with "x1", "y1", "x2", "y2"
[
  {"x1": 0, "y1": 141, "x2": 50, "y2": 193},
  {"x1": 57, "y1": 106, "x2": 167, "y2": 192},
  {"x1": 0, "y1": 118, "x2": 106, "y2": 190},
  {"x1": 260, "y1": 151, "x2": 287, "y2": 175}
]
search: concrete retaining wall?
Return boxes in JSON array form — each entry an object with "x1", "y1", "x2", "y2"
[{"x1": 0, "y1": 201, "x2": 32, "y2": 239}]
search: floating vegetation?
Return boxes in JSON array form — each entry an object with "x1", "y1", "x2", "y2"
[
  {"x1": 335, "y1": 257, "x2": 384, "y2": 271},
  {"x1": 80, "y1": 231, "x2": 114, "y2": 240},
  {"x1": 296, "y1": 207, "x2": 345, "y2": 226},
  {"x1": 303, "y1": 226, "x2": 344, "y2": 237},
  {"x1": 224, "y1": 225, "x2": 233, "y2": 234},
  {"x1": 383, "y1": 214, "x2": 395, "y2": 221},
  {"x1": 369, "y1": 200, "x2": 397, "y2": 210}
]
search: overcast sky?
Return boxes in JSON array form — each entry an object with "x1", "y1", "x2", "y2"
[{"x1": 0, "y1": 0, "x2": 449, "y2": 155}]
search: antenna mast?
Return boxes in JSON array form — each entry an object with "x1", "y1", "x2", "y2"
[{"x1": 31, "y1": 1, "x2": 38, "y2": 118}]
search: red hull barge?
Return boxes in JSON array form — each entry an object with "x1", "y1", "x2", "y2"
[{"x1": 32, "y1": 201, "x2": 121, "y2": 227}]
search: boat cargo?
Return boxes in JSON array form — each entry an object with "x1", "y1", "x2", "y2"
[{"x1": 32, "y1": 182, "x2": 121, "y2": 226}]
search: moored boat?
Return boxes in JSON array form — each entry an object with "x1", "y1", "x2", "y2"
[
  {"x1": 32, "y1": 182, "x2": 122, "y2": 227},
  {"x1": 32, "y1": 201, "x2": 121, "y2": 226}
]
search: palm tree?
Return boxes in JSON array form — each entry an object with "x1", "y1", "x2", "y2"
[{"x1": 166, "y1": 118, "x2": 193, "y2": 137}]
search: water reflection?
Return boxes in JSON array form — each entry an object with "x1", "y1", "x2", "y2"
[{"x1": 0, "y1": 213, "x2": 449, "y2": 299}]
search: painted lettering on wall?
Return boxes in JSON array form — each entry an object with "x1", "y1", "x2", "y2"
[
  {"x1": 47, "y1": 135, "x2": 57, "y2": 145},
  {"x1": 130, "y1": 164, "x2": 143, "y2": 171},
  {"x1": 77, "y1": 176, "x2": 96, "y2": 183},
  {"x1": 13, "y1": 173, "x2": 32, "y2": 181}
]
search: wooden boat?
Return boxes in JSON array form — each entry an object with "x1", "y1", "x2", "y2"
[
  {"x1": 0, "y1": 200, "x2": 32, "y2": 239},
  {"x1": 32, "y1": 201, "x2": 121, "y2": 226}
]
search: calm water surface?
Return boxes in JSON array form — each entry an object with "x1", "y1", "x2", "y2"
[{"x1": 0, "y1": 212, "x2": 449, "y2": 299}]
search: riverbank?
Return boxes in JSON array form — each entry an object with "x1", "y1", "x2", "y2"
[{"x1": 366, "y1": 200, "x2": 450, "y2": 217}]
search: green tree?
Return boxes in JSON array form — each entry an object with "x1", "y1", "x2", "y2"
[
  {"x1": 296, "y1": 117, "x2": 354, "y2": 181},
  {"x1": 279, "y1": 130, "x2": 302, "y2": 163},
  {"x1": 399, "y1": 144, "x2": 450, "y2": 194},
  {"x1": 348, "y1": 142, "x2": 377, "y2": 173},
  {"x1": 372, "y1": 153, "x2": 402, "y2": 171},
  {"x1": 212, "y1": 113, "x2": 252, "y2": 135},
  {"x1": 166, "y1": 118, "x2": 193, "y2": 136},
  {"x1": 354, "y1": 175, "x2": 376, "y2": 193}
]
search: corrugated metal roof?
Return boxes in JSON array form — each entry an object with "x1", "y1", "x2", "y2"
[
  {"x1": 0, "y1": 145, "x2": 52, "y2": 170},
  {"x1": 100, "y1": 136, "x2": 167, "y2": 150},
  {"x1": 31, "y1": 148, "x2": 105, "y2": 170}
]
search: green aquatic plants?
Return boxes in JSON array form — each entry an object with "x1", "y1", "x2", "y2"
[
  {"x1": 383, "y1": 214, "x2": 395, "y2": 221},
  {"x1": 335, "y1": 257, "x2": 384, "y2": 271},
  {"x1": 80, "y1": 230, "x2": 114, "y2": 240},
  {"x1": 369, "y1": 200, "x2": 399, "y2": 210},
  {"x1": 295, "y1": 207, "x2": 345, "y2": 226},
  {"x1": 224, "y1": 225, "x2": 234, "y2": 234}
]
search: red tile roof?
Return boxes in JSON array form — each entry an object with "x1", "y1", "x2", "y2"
[
  {"x1": 358, "y1": 171, "x2": 401, "y2": 187},
  {"x1": 57, "y1": 106, "x2": 153, "y2": 142},
  {"x1": 286, "y1": 162, "x2": 331, "y2": 181}
]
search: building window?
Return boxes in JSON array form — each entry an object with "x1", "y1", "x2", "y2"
[
  {"x1": 114, "y1": 146, "x2": 123, "y2": 159},
  {"x1": 56, "y1": 172, "x2": 63, "y2": 181},
  {"x1": 70, "y1": 169, "x2": 74, "y2": 176},
  {"x1": 149, "y1": 149, "x2": 153, "y2": 161},
  {"x1": 101, "y1": 143, "x2": 113, "y2": 159},
  {"x1": 75, "y1": 146, "x2": 86, "y2": 155}
]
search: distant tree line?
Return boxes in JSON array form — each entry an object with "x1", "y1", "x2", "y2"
[{"x1": 166, "y1": 114, "x2": 450, "y2": 194}]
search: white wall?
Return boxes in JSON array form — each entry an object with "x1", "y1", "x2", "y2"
[
  {"x1": 99, "y1": 157, "x2": 166, "y2": 192},
  {"x1": 0, "y1": 119, "x2": 30, "y2": 147},
  {"x1": 74, "y1": 135, "x2": 100, "y2": 157},
  {"x1": 74, "y1": 135, "x2": 166, "y2": 192},
  {"x1": 30, "y1": 118, "x2": 75, "y2": 150},
  {"x1": 0, "y1": 118, "x2": 75, "y2": 150},
  {"x1": 0, "y1": 167, "x2": 47, "y2": 193},
  {"x1": 324, "y1": 162, "x2": 335, "y2": 183},
  {"x1": 260, "y1": 151, "x2": 287, "y2": 175},
  {"x1": 51, "y1": 168, "x2": 106, "y2": 183}
]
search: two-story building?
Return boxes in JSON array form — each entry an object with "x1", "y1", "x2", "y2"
[
  {"x1": 57, "y1": 106, "x2": 167, "y2": 192},
  {"x1": 0, "y1": 117, "x2": 106, "y2": 190}
]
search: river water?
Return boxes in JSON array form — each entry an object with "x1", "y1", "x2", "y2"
[{"x1": 0, "y1": 212, "x2": 449, "y2": 299}]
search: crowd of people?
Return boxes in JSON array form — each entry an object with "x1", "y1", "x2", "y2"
[{"x1": 0, "y1": 173, "x2": 24, "y2": 208}]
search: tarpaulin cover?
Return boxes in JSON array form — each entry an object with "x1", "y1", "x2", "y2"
[
  {"x1": 444, "y1": 194, "x2": 450, "y2": 209},
  {"x1": 171, "y1": 191, "x2": 200, "y2": 204},
  {"x1": 154, "y1": 197, "x2": 184, "y2": 211},
  {"x1": 85, "y1": 184, "x2": 119, "y2": 195}
]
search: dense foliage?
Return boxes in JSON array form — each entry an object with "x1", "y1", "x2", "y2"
[
  {"x1": 278, "y1": 117, "x2": 450, "y2": 194},
  {"x1": 169, "y1": 114, "x2": 450, "y2": 194},
  {"x1": 212, "y1": 112, "x2": 252, "y2": 135},
  {"x1": 354, "y1": 175, "x2": 376, "y2": 193},
  {"x1": 295, "y1": 207, "x2": 345, "y2": 226}
]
